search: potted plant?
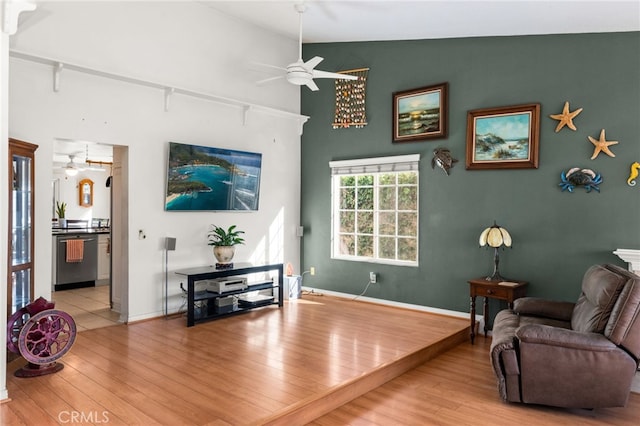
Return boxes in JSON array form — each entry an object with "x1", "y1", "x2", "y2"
[
  {"x1": 207, "y1": 224, "x2": 245, "y2": 267},
  {"x1": 56, "y1": 201, "x2": 67, "y2": 228}
]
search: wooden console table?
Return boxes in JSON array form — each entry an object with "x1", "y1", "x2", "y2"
[
  {"x1": 468, "y1": 278, "x2": 527, "y2": 344},
  {"x1": 175, "y1": 263, "x2": 283, "y2": 327}
]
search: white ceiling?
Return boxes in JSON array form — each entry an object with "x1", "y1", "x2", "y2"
[
  {"x1": 205, "y1": 0, "x2": 640, "y2": 43},
  {"x1": 53, "y1": 138, "x2": 113, "y2": 166}
]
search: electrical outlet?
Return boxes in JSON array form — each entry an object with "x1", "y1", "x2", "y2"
[
  {"x1": 369, "y1": 272, "x2": 377, "y2": 283},
  {"x1": 310, "y1": 267, "x2": 316, "y2": 276}
]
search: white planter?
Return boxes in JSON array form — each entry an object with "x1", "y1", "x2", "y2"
[{"x1": 213, "y1": 245, "x2": 235, "y2": 264}]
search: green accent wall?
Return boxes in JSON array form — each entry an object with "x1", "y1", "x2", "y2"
[{"x1": 300, "y1": 32, "x2": 640, "y2": 314}]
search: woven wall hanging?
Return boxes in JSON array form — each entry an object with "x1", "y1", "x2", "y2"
[{"x1": 333, "y1": 68, "x2": 369, "y2": 129}]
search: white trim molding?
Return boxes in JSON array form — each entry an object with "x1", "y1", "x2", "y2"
[
  {"x1": 2, "y1": 0, "x2": 36, "y2": 35},
  {"x1": 613, "y1": 248, "x2": 640, "y2": 274}
]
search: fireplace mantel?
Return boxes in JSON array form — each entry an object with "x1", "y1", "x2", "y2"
[{"x1": 613, "y1": 248, "x2": 640, "y2": 274}]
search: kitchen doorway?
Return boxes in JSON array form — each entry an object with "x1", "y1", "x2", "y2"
[
  {"x1": 51, "y1": 285, "x2": 119, "y2": 331},
  {"x1": 51, "y1": 142, "x2": 129, "y2": 330}
]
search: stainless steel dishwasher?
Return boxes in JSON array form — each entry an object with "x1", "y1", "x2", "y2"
[{"x1": 55, "y1": 234, "x2": 98, "y2": 290}]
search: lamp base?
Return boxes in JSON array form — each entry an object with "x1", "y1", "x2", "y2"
[
  {"x1": 485, "y1": 272, "x2": 507, "y2": 282},
  {"x1": 486, "y1": 247, "x2": 506, "y2": 281}
]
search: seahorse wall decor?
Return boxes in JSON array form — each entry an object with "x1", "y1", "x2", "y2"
[{"x1": 628, "y1": 162, "x2": 640, "y2": 186}]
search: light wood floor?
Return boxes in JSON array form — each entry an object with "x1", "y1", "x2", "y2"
[
  {"x1": 2, "y1": 295, "x2": 639, "y2": 425},
  {"x1": 311, "y1": 336, "x2": 640, "y2": 425},
  {"x1": 51, "y1": 285, "x2": 120, "y2": 331}
]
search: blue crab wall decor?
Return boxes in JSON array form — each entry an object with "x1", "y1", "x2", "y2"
[{"x1": 559, "y1": 168, "x2": 603, "y2": 193}]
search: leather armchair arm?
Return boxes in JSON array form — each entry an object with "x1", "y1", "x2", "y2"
[
  {"x1": 516, "y1": 324, "x2": 616, "y2": 351},
  {"x1": 513, "y1": 297, "x2": 575, "y2": 321}
]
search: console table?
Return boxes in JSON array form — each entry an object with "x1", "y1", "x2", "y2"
[
  {"x1": 468, "y1": 278, "x2": 527, "y2": 344},
  {"x1": 175, "y1": 263, "x2": 283, "y2": 327}
]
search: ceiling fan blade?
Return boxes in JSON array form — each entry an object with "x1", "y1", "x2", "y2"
[
  {"x1": 304, "y1": 56, "x2": 324, "y2": 70},
  {"x1": 305, "y1": 80, "x2": 319, "y2": 91},
  {"x1": 256, "y1": 75, "x2": 285, "y2": 86},
  {"x1": 251, "y1": 62, "x2": 287, "y2": 72},
  {"x1": 312, "y1": 69, "x2": 359, "y2": 80}
]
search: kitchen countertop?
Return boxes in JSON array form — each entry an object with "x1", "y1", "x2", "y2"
[{"x1": 52, "y1": 228, "x2": 111, "y2": 235}]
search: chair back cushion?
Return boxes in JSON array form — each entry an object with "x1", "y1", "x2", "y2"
[
  {"x1": 571, "y1": 265, "x2": 627, "y2": 333},
  {"x1": 605, "y1": 267, "x2": 640, "y2": 359}
]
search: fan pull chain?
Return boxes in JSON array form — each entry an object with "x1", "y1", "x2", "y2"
[{"x1": 333, "y1": 68, "x2": 369, "y2": 129}]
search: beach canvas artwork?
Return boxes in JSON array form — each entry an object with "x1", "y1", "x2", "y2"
[
  {"x1": 392, "y1": 83, "x2": 448, "y2": 143},
  {"x1": 397, "y1": 91, "x2": 441, "y2": 136},
  {"x1": 165, "y1": 142, "x2": 262, "y2": 211},
  {"x1": 465, "y1": 103, "x2": 540, "y2": 170},
  {"x1": 473, "y1": 112, "x2": 532, "y2": 163}
]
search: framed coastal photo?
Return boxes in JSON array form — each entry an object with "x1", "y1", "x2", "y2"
[
  {"x1": 165, "y1": 142, "x2": 262, "y2": 211},
  {"x1": 392, "y1": 82, "x2": 448, "y2": 143},
  {"x1": 465, "y1": 103, "x2": 540, "y2": 170}
]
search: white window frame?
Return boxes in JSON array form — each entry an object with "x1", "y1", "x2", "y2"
[{"x1": 329, "y1": 154, "x2": 420, "y2": 267}]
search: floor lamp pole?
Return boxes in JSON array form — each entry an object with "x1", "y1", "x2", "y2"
[{"x1": 164, "y1": 237, "x2": 176, "y2": 318}]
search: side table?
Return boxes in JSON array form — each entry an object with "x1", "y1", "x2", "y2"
[{"x1": 468, "y1": 278, "x2": 528, "y2": 344}]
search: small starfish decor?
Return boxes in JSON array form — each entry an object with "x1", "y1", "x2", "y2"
[
  {"x1": 588, "y1": 129, "x2": 618, "y2": 159},
  {"x1": 549, "y1": 101, "x2": 583, "y2": 132}
]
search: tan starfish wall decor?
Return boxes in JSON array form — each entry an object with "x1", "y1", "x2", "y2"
[
  {"x1": 549, "y1": 101, "x2": 583, "y2": 132},
  {"x1": 589, "y1": 129, "x2": 618, "y2": 159}
]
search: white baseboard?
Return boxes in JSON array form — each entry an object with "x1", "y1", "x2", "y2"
[{"x1": 301, "y1": 286, "x2": 478, "y2": 323}]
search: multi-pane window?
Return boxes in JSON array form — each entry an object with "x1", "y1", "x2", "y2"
[{"x1": 330, "y1": 155, "x2": 419, "y2": 266}]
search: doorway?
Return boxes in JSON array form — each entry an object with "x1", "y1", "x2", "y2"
[{"x1": 50, "y1": 142, "x2": 128, "y2": 330}]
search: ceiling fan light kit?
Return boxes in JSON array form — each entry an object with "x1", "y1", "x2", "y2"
[{"x1": 64, "y1": 167, "x2": 78, "y2": 177}]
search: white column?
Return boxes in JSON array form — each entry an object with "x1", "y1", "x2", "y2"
[
  {"x1": 1, "y1": 0, "x2": 37, "y2": 402},
  {"x1": 613, "y1": 249, "x2": 640, "y2": 275},
  {"x1": 0, "y1": 14, "x2": 10, "y2": 403}
]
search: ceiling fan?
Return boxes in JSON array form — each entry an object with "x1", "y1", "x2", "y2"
[
  {"x1": 55, "y1": 153, "x2": 86, "y2": 176},
  {"x1": 55, "y1": 150, "x2": 106, "y2": 176},
  {"x1": 257, "y1": 2, "x2": 357, "y2": 91}
]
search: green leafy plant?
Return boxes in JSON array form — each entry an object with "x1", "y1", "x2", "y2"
[
  {"x1": 207, "y1": 224, "x2": 245, "y2": 247},
  {"x1": 55, "y1": 201, "x2": 66, "y2": 218}
]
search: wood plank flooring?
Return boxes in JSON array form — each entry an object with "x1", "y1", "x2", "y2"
[
  {"x1": 311, "y1": 335, "x2": 640, "y2": 425},
  {"x1": 2, "y1": 295, "x2": 639, "y2": 425}
]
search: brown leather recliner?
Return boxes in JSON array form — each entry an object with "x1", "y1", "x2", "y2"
[{"x1": 490, "y1": 264, "x2": 640, "y2": 408}]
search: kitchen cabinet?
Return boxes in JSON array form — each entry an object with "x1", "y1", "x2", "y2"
[
  {"x1": 8, "y1": 138, "x2": 38, "y2": 315},
  {"x1": 97, "y1": 233, "x2": 110, "y2": 280}
]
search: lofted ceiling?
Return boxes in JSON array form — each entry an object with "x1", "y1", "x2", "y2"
[
  {"x1": 205, "y1": 0, "x2": 640, "y2": 43},
  {"x1": 41, "y1": 1, "x2": 639, "y2": 159}
]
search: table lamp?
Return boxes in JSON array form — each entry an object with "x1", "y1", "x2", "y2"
[{"x1": 479, "y1": 221, "x2": 512, "y2": 281}]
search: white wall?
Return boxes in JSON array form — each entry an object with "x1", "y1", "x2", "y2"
[
  {"x1": 8, "y1": 2, "x2": 302, "y2": 321},
  {"x1": 53, "y1": 169, "x2": 111, "y2": 221}
]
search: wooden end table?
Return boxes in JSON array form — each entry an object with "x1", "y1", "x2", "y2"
[{"x1": 468, "y1": 278, "x2": 528, "y2": 344}]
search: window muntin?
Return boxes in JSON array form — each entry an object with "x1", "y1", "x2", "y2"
[{"x1": 332, "y1": 168, "x2": 418, "y2": 266}]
